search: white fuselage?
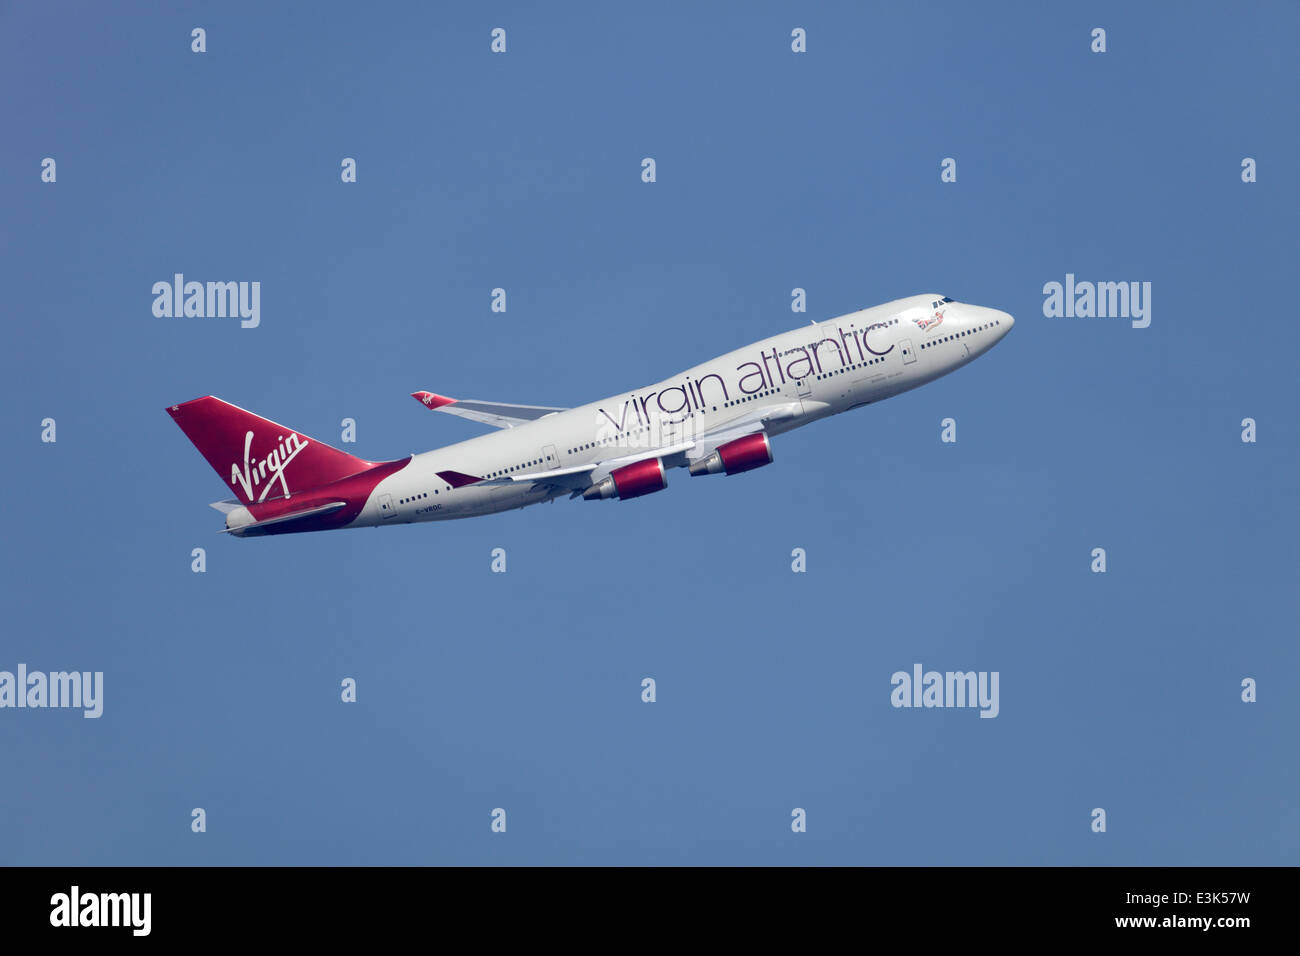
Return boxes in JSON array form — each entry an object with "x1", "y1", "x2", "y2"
[{"x1": 356, "y1": 294, "x2": 1013, "y2": 526}]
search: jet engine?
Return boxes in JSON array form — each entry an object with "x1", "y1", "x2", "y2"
[
  {"x1": 688, "y1": 432, "x2": 773, "y2": 476},
  {"x1": 582, "y1": 458, "x2": 668, "y2": 500}
]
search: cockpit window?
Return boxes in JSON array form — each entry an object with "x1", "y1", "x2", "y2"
[{"x1": 940, "y1": 296, "x2": 954, "y2": 304}]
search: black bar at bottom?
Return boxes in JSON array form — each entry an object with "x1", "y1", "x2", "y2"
[{"x1": 0, "y1": 866, "x2": 1281, "y2": 941}]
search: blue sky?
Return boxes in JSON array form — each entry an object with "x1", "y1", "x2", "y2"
[{"x1": 2, "y1": 1, "x2": 1296, "y2": 865}]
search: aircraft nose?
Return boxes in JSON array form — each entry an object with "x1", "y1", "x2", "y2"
[{"x1": 965, "y1": 305, "x2": 1013, "y2": 335}]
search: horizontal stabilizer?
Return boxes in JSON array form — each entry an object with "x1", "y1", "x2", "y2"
[
  {"x1": 437, "y1": 470, "x2": 485, "y2": 489},
  {"x1": 222, "y1": 501, "x2": 348, "y2": 536}
]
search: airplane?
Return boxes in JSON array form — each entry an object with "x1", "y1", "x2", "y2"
[{"x1": 167, "y1": 294, "x2": 1014, "y2": 537}]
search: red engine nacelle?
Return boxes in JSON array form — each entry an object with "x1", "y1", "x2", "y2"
[
  {"x1": 688, "y1": 432, "x2": 774, "y2": 476},
  {"x1": 582, "y1": 458, "x2": 667, "y2": 500}
]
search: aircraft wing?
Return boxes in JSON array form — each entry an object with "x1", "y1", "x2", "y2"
[
  {"x1": 411, "y1": 391, "x2": 568, "y2": 429},
  {"x1": 438, "y1": 441, "x2": 697, "y2": 497},
  {"x1": 436, "y1": 401, "x2": 801, "y2": 495}
]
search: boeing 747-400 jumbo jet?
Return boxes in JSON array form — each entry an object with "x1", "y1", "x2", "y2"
[{"x1": 167, "y1": 294, "x2": 1013, "y2": 536}]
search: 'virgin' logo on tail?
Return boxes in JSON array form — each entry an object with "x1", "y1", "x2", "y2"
[{"x1": 230, "y1": 431, "x2": 308, "y2": 502}]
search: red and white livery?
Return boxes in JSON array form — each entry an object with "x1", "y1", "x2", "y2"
[{"x1": 167, "y1": 294, "x2": 1014, "y2": 537}]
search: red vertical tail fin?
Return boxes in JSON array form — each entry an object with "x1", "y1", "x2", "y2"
[{"x1": 166, "y1": 396, "x2": 374, "y2": 505}]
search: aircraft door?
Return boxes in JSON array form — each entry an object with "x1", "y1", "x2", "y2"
[
  {"x1": 900, "y1": 338, "x2": 917, "y2": 364},
  {"x1": 542, "y1": 444, "x2": 560, "y2": 469},
  {"x1": 378, "y1": 494, "x2": 397, "y2": 519}
]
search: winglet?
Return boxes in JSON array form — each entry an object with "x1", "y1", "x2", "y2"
[{"x1": 412, "y1": 391, "x2": 456, "y2": 410}]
